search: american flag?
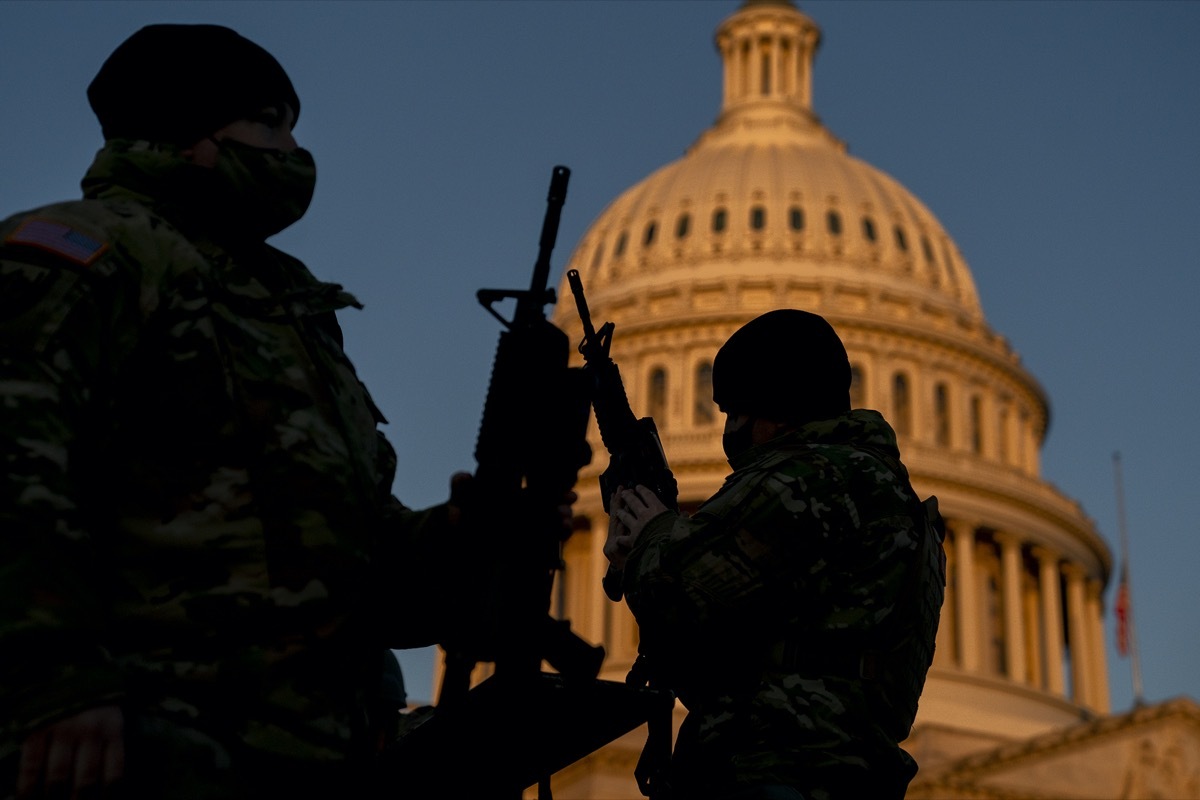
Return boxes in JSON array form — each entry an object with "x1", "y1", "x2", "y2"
[
  {"x1": 6, "y1": 218, "x2": 106, "y2": 265},
  {"x1": 1114, "y1": 562, "x2": 1130, "y2": 657}
]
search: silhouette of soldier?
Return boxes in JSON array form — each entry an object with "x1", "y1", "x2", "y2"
[
  {"x1": 606, "y1": 309, "x2": 946, "y2": 800},
  {"x1": 0, "y1": 24, "x2": 488, "y2": 798}
]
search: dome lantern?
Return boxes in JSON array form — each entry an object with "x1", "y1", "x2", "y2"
[{"x1": 716, "y1": 0, "x2": 821, "y2": 125}]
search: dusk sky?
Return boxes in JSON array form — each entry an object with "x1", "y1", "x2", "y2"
[{"x1": 2, "y1": 0, "x2": 1197, "y2": 714}]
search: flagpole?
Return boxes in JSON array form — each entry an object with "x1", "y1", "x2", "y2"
[{"x1": 1113, "y1": 451, "x2": 1145, "y2": 706}]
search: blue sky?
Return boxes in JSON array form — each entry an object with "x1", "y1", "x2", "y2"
[{"x1": 2, "y1": 0, "x2": 1197, "y2": 713}]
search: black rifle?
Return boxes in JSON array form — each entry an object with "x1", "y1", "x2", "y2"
[
  {"x1": 439, "y1": 165, "x2": 600, "y2": 701},
  {"x1": 567, "y1": 268, "x2": 679, "y2": 601},
  {"x1": 391, "y1": 168, "x2": 674, "y2": 800},
  {"x1": 566, "y1": 269, "x2": 678, "y2": 798}
]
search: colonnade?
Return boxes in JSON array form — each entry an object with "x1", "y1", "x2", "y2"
[
  {"x1": 940, "y1": 518, "x2": 1110, "y2": 713},
  {"x1": 716, "y1": 10, "x2": 818, "y2": 111}
]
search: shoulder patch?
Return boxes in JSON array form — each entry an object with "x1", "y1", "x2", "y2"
[{"x1": 4, "y1": 218, "x2": 108, "y2": 266}]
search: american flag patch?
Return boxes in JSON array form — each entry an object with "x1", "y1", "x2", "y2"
[{"x1": 5, "y1": 218, "x2": 108, "y2": 266}]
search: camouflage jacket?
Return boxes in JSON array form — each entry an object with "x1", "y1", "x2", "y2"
[
  {"x1": 0, "y1": 141, "x2": 451, "y2": 766},
  {"x1": 621, "y1": 409, "x2": 929, "y2": 798}
]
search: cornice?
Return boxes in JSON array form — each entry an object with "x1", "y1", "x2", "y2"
[
  {"x1": 909, "y1": 459, "x2": 1111, "y2": 578},
  {"x1": 920, "y1": 697, "x2": 1200, "y2": 794}
]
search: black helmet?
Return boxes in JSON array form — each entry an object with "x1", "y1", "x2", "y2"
[{"x1": 711, "y1": 309, "x2": 851, "y2": 424}]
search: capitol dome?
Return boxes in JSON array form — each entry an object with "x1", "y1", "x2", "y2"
[
  {"x1": 542, "y1": 1, "x2": 1115, "y2": 796},
  {"x1": 571, "y1": 0, "x2": 983, "y2": 326}
]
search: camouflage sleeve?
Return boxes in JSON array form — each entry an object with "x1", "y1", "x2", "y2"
[
  {"x1": 620, "y1": 469, "x2": 809, "y2": 646},
  {"x1": 0, "y1": 220, "x2": 134, "y2": 735},
  {"x1": 622, "y1": 448, "x2": 922, "y2": 656}
]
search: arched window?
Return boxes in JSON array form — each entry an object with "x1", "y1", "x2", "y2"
[
  {"x1": 750, "y1": 205, "x2": 766, "y2": 230},
  {"x1": 892, "y1": 372, "x2": 911, "y2": 437},
  {"x1": 614, "y1": 232, "x2": 627, "y2": 257},
  {"x1": 862, "y1": 216, "x2": 877, "y2": 242},
  {"x1": 827, "y1": 210, "x2": 842, "y2": 236},
  {"x1": 643, "y1": 221, "x2": 657, "y2": 247},
  {"x1": 998, "y1": 406, "x2": 1010, "y2": 462},
  {"x1": 694, "y1": 361, "x2": 715, "y2": 426},
  {"x1": 675, "y1": 213, "x2": 690, "y2": 239},
  {"x1": 713, "y1": 208, "x2": 728, "y2": 233},
  {"x1": 590, "y1": 241, "x2": 605, "y2": 271},
  {"x1": 789, "y1": 206, "x2": 804, "y2": 231},
  {"x1": 970, "y1": 395, "x2": 983, "y2": 454},
  {"x1": 849, "y1": 364, "x2": 865, "y2": 409},
  {"x1": 894, "y1": 225, "x2": 908, "y2": 251},
  {"x1": 648, "y1": 367, "x2": 668, "y2": 429},
  {"x1": 934, "y1": 382, "x2": 951, "y2": 446}
]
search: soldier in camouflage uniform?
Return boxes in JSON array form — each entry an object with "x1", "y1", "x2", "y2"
[
  {"x1": 0, "y1": 24, "x2": 469, "y2": 799},
  {"x1": 607, "y1": 310, "x2": 946, "y2": 800}
]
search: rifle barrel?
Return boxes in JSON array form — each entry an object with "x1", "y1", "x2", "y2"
[{"x1": 529, "y1": 165, "x2": 571, "y2": 296}]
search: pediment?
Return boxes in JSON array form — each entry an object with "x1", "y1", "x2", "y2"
[{"x1": 910, "y1": 697, "x2": 1200, "y2": 800}]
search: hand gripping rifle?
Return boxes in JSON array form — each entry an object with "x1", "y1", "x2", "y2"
[{"x1": 566, "y1": 269, "x2": 679, "y2": 602}]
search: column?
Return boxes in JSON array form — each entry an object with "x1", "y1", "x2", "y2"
[
  {"x1": 580, "y1": 517, "x2": 609, "y2": 646},
  {"x1": 1087, "y1": 578, "x2": 1111, "y2": 713},
  {"x1": 1033, "y1": 546, "x2": 1065, "y2": 695},
  {"x1": 996, "y1": 531, "x2": 1027, "y2": 683},
  {"x1": 752, "y1": 35, "x2": 765, "y2": 97},
  {"x1": 1022, "y1": 574, "x2": 1044, "y2": 688},
  {"x1": 782, "y1": 36, "x2": 796, "y2": 99},
  {"x1": 735, "y1": 35, "x2": 748, "y2": 100},
  {"x1": 800, "y1": 28, "x2": 816, "y2": 109},
  {"x1": 721, "y1": 39, "x2": 733, "y2": 108},
  {"x1": 933, "y1": 532, "x2": 954, "y2": 667},
  {"x1": 953, "y1": 520, "x2": 980, "y2": 672},
  {"x1": 1026, "y1": 415, "x2": 1041, "y2": 475},
  {"x1": 1064, "y1": 563, "x2": 1092, "y2": 707}
]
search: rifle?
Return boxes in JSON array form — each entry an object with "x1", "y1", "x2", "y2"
[
  {"x1": 566, "y1": 268, "x2": 679, "y2": 797},
  {"x1": 390, "y1": 169, "x2": 676, "y2": 800},
  {"x1": 566, "y1": 268, "x2": 679, "y2": 601},
  {"x1": 438, "y1": 166, "x2": 601, "y2": 706}
]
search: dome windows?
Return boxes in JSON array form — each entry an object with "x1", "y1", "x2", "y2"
[
  {"x1": 713, "y1": 207, "x2": 728, "y2": 233},
  {"x1": 789, "y1": 206, "x2": 804, "y2": 231},
  {"x1": 934, "y1": 382, "x2": 951, "y2": 446},
  {"x1": 676, "y1": 213, "x2": 691, "y2": 239},
  {"x1": 827, "y1": 210, "x2": 842, "y2": 236},
  {"x1": 894, "y1": 225, "x2": 908, "y2": 252},
  {"x1": 614, "y1": 232, "x2": 627, "y2": 258},
  {"x1": 694, "y1": 361, "x2": 715, "y2": 426},
  {"x1": 892, "y1": 372, "x2": 912, "y2": 437},
  {"x1": 644, "y1": 221, "x2": 658, "y2": 247},
  {"x1": 647, "y1": 367, "x2": 668, "y2": 428},
  {"x1": 850, "y1": 364, "x2": 865, "y2": 409},
  {"x1": 862, "y1": 216, "x2": 877, "y2": 242},
  {"x1": 970, "y1": 395, "x2": 984, "y2": 454},
  {"x1": 750, "y1": 205, "x2": 766, "y2": 231},
  {"x1": 590, "y1": 241, "x2": 606, "y2": 275}
]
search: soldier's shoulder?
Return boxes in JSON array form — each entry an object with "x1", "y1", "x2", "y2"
[
  {"x1": 0, "y1": 200, "x2": 119, "y2": 271},
  {"x1": 2, "y1": 195, "x2": 194, "y2": 278}
]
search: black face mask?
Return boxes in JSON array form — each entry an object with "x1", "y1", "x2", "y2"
[{"x1": 722, "y1": 415, "x2": 756, "y2": 463}]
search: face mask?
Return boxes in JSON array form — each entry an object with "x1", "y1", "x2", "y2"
[
  {"x1": 201, "y1": 139, "x2": 316, "y2": 240},
  {"x1": 722, "y1": 414, "x2": 756, "y2": 462}
]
